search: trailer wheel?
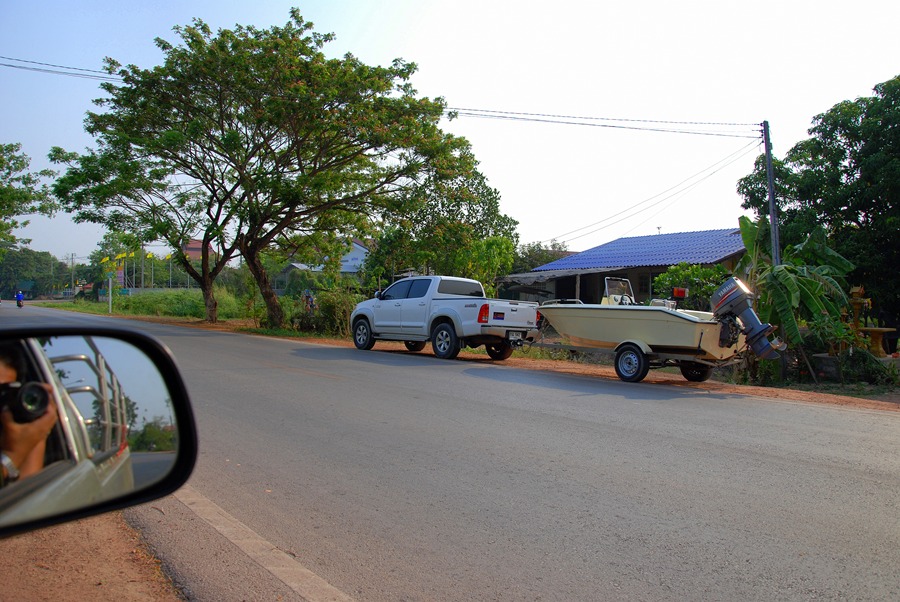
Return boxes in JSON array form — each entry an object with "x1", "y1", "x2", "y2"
[
  {"x1": 404, "y1": 341, "x2": 426, "y2": 352},
  {"x1": 615, "y1": 343, "x2": 650, "y2": 382},
  {"x1": 353, "y1": 318, "x2": 376, "y2": 350},
  {"x1": 431, "y1": 323, "x2": 461, "y2": 359},
  {"x1": 486, "y1": 342, "x2": 514, "y2": 361},
  {"x1": 680, "y1": 362, "x2": 714, "y2": 382}
]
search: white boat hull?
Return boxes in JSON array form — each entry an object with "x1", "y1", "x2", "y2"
[{"x1": 538, "y1": 304, "x2": 744, "y2": 361}]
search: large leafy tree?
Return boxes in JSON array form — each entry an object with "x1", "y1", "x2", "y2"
[
  {"x1": 53, "y1": 10, "x2": 471, "y2": 324},
  {"x1": 0, "y1": 143, "x2": 56, "y2": 258},
  {"x1": 738, "y1": 75, "x2": 900, "y2": 318},
  {"x1": 363, "y1": 167, "x2": 518, "y2": 292}
]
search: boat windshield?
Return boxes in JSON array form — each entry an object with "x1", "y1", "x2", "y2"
[{"x1": 604, "y1": 278, "x2": 634, "y2": 298}]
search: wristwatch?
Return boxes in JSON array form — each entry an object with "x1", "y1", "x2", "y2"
[{"x1": 1, "y1": 452, "x2": 19, "y2": 482}]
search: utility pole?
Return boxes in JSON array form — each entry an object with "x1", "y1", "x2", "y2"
[
  {"x1": 763, "y1": 121, "x2": 788, "y2": 379},
  {"x1": 762, "y1": 121, "x2": 781, "y2": 266},
  {"x1": 70, "y1": 253, "x2": 75, "y2": 292}
]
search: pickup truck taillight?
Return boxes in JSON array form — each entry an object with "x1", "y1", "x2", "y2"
[{"x1": 478, "y1": 303, "x2": 490, "y2": 323}]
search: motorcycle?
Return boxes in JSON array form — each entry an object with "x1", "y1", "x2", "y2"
[{"x1": 16, "y1": 299, "x2": 24, "y2": 308}]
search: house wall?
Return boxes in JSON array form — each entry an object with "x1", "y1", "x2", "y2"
[{"x1": 339, "y1": 243, "x2": 368, "y2": 273}]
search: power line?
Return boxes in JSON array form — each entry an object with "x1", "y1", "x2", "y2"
[
  {"x1": 448, "y1": 107, "x2": 762, "y2": 139},
  {"x1": 547, "y1": 140, "x2": 761, "y2": 246},
  {"x1": 547, "y1": 140, "x2": 759, "y2": 242},
  {"x1": 0, "y1": 55, "x2": 120, "y2": 82}
]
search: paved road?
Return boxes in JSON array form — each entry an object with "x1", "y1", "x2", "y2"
[{"x1": 6, "y1": 305, "x2": 900, "y2": 600}]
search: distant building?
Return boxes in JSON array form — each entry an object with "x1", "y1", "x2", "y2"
[
  {"x1": 284, "y1": 239, "x2": 369, "y2": 274},
  {"x1": 182, "y1": 239, "x2": 217, "y2": 262}
]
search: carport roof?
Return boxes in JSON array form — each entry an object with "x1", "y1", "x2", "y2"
[{"x1": 534, "y1": 228, "x2": 745, "y2": 272}]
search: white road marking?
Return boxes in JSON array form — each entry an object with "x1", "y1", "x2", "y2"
[{"x1": 174, "y1": 484, "x2": 354, "y2": 602}]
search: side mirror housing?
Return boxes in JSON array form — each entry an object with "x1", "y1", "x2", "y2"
[{"x1": 0, "y1": 327, "x2": 197, "y2": 539}]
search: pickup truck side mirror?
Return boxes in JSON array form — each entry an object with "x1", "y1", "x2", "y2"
[
  {"x1": 375, "y1": 291, "x2": 382, "y2": 300},
  {"x1": 0, "y1": 326, "x2": 197, "y2": 539}
]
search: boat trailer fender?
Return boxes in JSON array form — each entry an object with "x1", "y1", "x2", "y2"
[{"x1": 615, "y1": 339, "x2": 652, "y2": 356}]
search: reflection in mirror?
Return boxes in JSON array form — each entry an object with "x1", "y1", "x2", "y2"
[{"x1": 0, "y1": 336, "x2": 179, "y2": 528}]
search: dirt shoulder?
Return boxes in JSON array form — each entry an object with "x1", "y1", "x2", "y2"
[
  {"x1": 2, "y1": 511, "x2": 182, "y2": 601},
  {"x1": 4, "y1": 316, "x2": 896, "y2": 601}
]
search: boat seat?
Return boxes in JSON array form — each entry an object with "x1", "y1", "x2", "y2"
[{"x1": 611, "y1": 295, "x2": 635, "y2": 306}]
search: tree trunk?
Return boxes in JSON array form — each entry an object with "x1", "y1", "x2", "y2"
[
  {"x1": 184, "y1": 257, "x2": 218, "y2": 323},
  {"x1": 244, "y1": 247, "x2": 284, "y2": 328},
  {"x1": 201, "y1": 281, "x2": 218, "y2": 323}
]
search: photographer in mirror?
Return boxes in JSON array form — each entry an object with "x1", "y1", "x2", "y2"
[{"x1": 0, "y1": 344, "x2": 59, "y2": 486}]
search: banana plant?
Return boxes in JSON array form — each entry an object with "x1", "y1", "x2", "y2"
[{"x1": 735, "y1": 216, "x2": 853, "y2": 344}]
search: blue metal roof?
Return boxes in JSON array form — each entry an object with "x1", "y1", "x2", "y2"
[{"x1": 534, "y1": 229, "x2": 745, "y2": 271}]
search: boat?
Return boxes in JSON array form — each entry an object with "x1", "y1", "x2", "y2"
[{"x1": 536, "y1": 277, "x2": 784, "y2": 382}]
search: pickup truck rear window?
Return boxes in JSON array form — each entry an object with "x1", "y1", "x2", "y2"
[
  {"x1": 437, "y1": 280, "x2": 484, "y2": 297},
  {"x1": 408, "y1": 279, "x2": 431, "y2": 299}
]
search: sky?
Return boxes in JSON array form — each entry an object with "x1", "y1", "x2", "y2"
[{"x1": 2, "y1": 0, "x2": 898, "y2": 262}]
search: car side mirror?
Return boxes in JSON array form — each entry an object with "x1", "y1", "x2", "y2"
[
  {"x1": 0, "y1": 327, "x2": 197, "y2": 539},
  {"x1": 375, "y1": 291, "x2": 382, "y2": 300}
]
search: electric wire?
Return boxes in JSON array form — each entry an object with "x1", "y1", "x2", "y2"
[
  {"x1": 552, "y1": 140, "x2": 761, "y2": 246},
  {"x1": 547, "y1": 139, "x2": 760, "y2": 241},
  {"x1": 448, "y1": 107, "x2": 762, "y2": 139},
  {"x1": 0, "y1": 55, "x2": 120, "y2": 82},
  {"x1": 4, "y1": 54, "x2": 769, "y2": 250}
]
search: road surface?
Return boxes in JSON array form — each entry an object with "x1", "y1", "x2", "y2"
[{"x1": 6, "y1": 305, "x2": 900, "y2": 600}]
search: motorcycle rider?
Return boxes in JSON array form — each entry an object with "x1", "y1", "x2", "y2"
[{"x1": 15, "y1": 291, "x2": 24, "y2": 307}]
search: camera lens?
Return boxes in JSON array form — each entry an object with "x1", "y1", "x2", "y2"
[{"x1": 9, "y1": 383, "x2": 50, "y2": 423}]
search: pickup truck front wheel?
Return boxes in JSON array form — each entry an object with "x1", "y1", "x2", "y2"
[
  {"x1": 431, "y1": 323, "x2": 461, "y2": 359},
  {"x1": 353, "y1": 318, "x2": 376, "y2": 350},
  {"x1": 486, "y1": 342, "x2": 513, "y2": 360}
]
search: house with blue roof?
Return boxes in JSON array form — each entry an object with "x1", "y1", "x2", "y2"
[{"x1": 500, "y1": 228, "x2": 746, "y2": 303}]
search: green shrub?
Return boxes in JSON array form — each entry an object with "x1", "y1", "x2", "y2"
[
  {"x1": 836, "y1": 348, "x2": 898, "y2": 386},
  {"x1": 313, "y1": 288, "x2": 364, "y2": 337}
]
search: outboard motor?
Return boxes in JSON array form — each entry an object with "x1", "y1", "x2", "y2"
[{"x1": 710, "y1": 277, "x2": 785, "y2": 360}]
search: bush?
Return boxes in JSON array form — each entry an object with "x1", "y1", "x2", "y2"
[
  {"x1": 836, "y1": 348, "x2": 898, "y2": 386},
  {"x1": 313, "y1": 288, "x2": 365, "y2": 337}
]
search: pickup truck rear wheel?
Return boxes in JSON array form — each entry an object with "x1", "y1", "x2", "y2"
[
  {"x1": 404, "y1": 341, "x2": 426, "y2": 352},
  {"x1": 680, "y1": 362, "x2": 714, "y2": 382},
  {"x1": 352, "y1": 318, "x2": 376, "y2": 350},
  {"x1": 615, "y1": 343, "x2": 650, "y2": 382},
  {"x1": 486, "y1": 342, "x2": 513, "y2": 360},
  {"x1": 431, "y1": 323, "x2": 461, "y2": 359}
]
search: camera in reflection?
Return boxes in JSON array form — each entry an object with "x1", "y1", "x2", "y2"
[{"x1": 0, "y1": 382, "x2": 50, "y2": 423}]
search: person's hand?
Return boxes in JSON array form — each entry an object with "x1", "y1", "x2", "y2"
[{"x1": 1, "y1": 386, "x2": 59, "y2": 478}]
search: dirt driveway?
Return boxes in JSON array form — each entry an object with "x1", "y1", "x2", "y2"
[{"x1": 3, "y1": 319, "x2": 896, "y2": 600}]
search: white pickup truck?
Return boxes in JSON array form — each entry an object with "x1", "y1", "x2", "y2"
[{"x1": 350, "y1": 275, "x2": 540, "y2": 360}]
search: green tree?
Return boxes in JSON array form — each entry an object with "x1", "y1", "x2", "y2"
[
  {"x1": 652, "y1": 262, "x2": 729, "y2": 311},
  {"x1": 54, "y1": 10, "x2": 471, "y2": 326},
  {"x1": 738, "y1": 75, "x2": 900, "y2": 318},
  {"x1": 511, "y1": 240, "x2": 569, "y2": 274},
  {"x1": 0, "y1": 143, "x2": 56, "y2": 258},
  {"x1": 0, "y1": 247, "x2": 69, "y2": 298},
  {"x1": 128, "y1": 416, "x2": 176, "y2": 452},
  {"x1": 363, "y1": 166, "x2": 518, "y2": 289}
]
